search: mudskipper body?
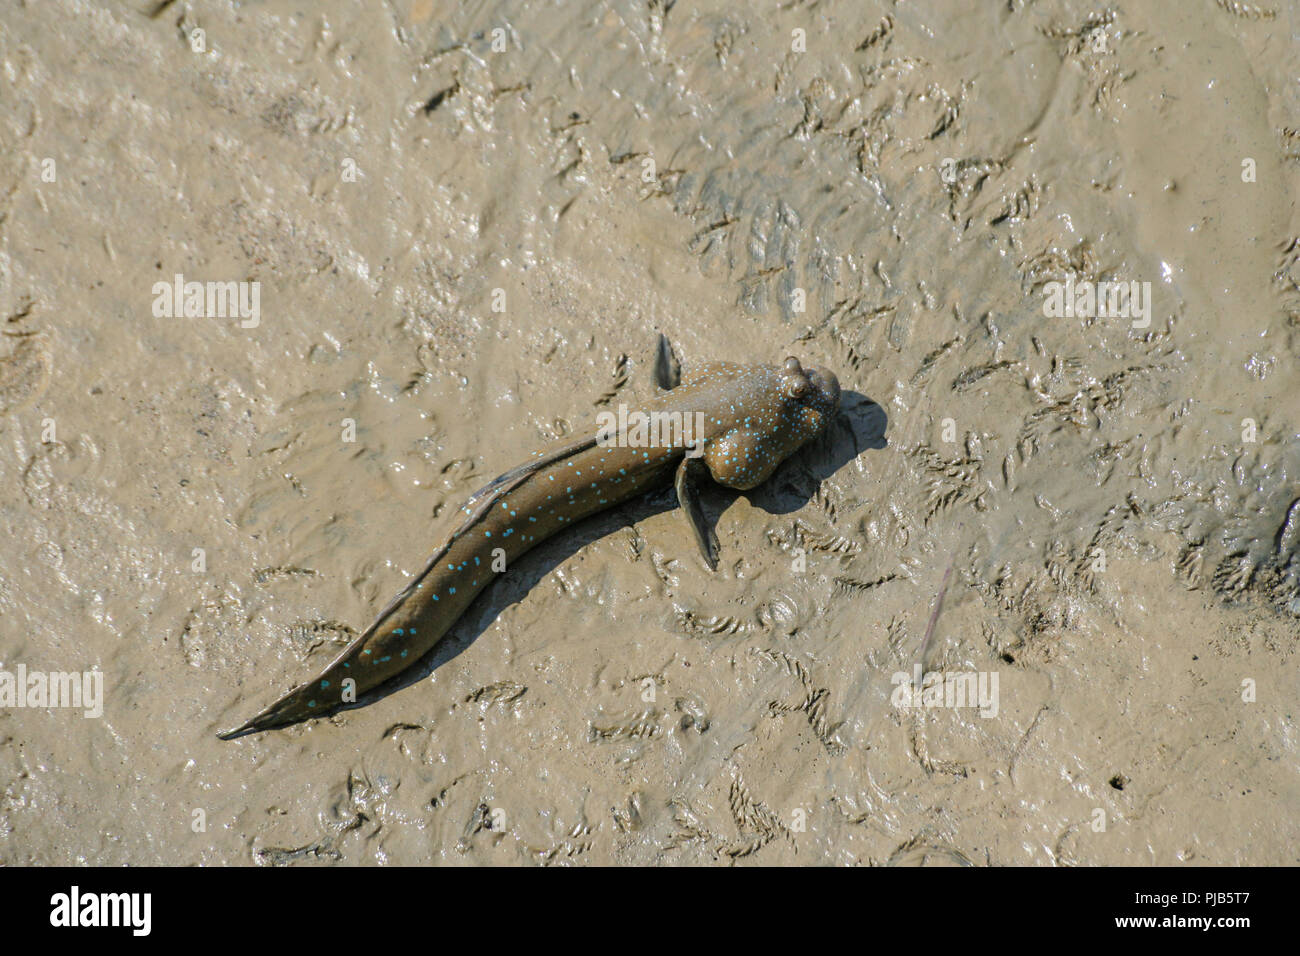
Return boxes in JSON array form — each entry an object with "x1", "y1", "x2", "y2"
[{"x1": 220, "y1": 340, "x2": 840, "y2": 738}]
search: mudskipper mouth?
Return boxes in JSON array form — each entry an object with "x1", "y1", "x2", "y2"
[{"x1": 807, "y1": 365, "x2": 841, "y2": 414}]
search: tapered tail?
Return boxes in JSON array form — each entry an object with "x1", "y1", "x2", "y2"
[
  {"x1": 217, "y1": 618, "x2": 409, "y2": 739},
  {"x1": 217, "y1": 603, "x2": 407, "y2": 739},
  {"x1": 216, "y1": 680, "x2": 327, "y2": 739},
  {"x1": 219, "y1": 432, "x2": 602, "y2": 740}
]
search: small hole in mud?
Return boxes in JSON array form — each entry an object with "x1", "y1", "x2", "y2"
[
  {"x1": 1109, "y1": 774, "x2": 1129, "y2": 791},
  {"x1": 1001, "y1": 653, "x2": 1015, "y2": 664}
]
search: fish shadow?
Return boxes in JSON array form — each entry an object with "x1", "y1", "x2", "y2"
[{"x1": 339, "y1": 388, "x2": 888, "y2": 719}]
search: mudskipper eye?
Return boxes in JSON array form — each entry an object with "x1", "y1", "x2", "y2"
[{"x1": 781, "y1": 357, "x2": 809, "y2": 399}]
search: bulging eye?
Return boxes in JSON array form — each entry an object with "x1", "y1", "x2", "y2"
[{"x1": 781, "y1": 357, "x2": 810, "y2": 400}]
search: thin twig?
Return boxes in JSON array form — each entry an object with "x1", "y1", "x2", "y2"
[{"x1": 917, "y1": 560, "x2": 953, "y2": 669}]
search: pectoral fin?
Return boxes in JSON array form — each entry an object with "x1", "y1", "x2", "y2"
[
  {"x1": 653, "y1": 333, "x2": 682, "y2": 391},
  {"x1": 675, "y1": 455, "x2": 719, "y2": 571}
]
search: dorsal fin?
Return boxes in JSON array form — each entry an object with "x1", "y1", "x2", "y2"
[{"x1": 654, "y1": 333, "x2": 682, "y2": 390}]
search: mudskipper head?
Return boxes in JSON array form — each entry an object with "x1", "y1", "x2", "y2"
[
  {"x1": 695, "y1": 354, "x2": 843, "y2": 491},
  {"x1": 779, "y1": 356, "x2": 841, "y2": 441}
]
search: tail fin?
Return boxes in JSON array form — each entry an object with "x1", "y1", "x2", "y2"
[
  {"x1": 216, "y1": 679, "x2": 330, "y2": 739},
  {"x1": 219, "y1": 432, "x2": 603, "y2": 739}
]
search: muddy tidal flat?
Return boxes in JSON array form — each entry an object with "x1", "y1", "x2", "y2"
[{"x1": 1, "y1": 0, "x2": 1298, "y2": 866}]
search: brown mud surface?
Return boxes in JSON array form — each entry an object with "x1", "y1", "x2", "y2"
[{"x1": 1, "y1": 0, "x2": 1297, "y2": 864}]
